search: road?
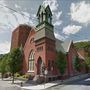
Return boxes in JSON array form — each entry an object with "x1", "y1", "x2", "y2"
[
  {"x1": 46, "y1": 78, "x2": 90, "y2": 90},
  {"x1": 0, "y1": 77, "x2": 90, "y2": 90},
  {"x1": 0, "y1": 78, "x2": 21, "y2": 90}
]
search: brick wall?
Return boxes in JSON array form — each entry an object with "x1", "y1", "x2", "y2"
[
  {"x1": 11, "y1": 24, "x2": 31, "y2": 49},
  {"x1": 23, "y1": 28, "x2": 35, "y2": 74}
]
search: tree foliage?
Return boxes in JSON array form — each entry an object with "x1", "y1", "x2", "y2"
[
  {"x1": 74, "y1": 56, "x2": 81, "y2": 72},
  {"x1": 56, "y1": 51, "x2": 67, "y2": 76},
  {"x1": 85, "y1": 57, "x2": 90, "y2": 68},
  {"x1": 0, "y1": 54, "x2": 9, "y2": 80},
  {"x1": 0, "y1": 47, "x2": 22, "y2": 82},
  {"x1": 74, "y1": 41, "x2": 90, "y2": 51},
  {"x1": 9, "y1": 48, "x2": 22, "y2": 83}
]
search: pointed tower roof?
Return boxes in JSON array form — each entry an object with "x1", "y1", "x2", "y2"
[
  {"x1": 37, "y1": 4, "x2": 52, "y2": 16},
  {"x1": 37, "y1": 5, "x2": 44, "y2": 16},
  {"x1": 45, "y1": 5, "x2": 52, "y2": 16}
]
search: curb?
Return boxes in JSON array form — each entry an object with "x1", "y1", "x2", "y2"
[{"x1": 46, "y1": 73, "x2": 90, "y2": 89}]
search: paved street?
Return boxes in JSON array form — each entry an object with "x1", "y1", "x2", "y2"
[
  {"x1": 0, "y1": 78, "x2": 21, "y2": 90},
  {"x1": 0, "y1": 77, "x2": 90, "y2": 90},
  {"x1": 46, "y1": 78, "x2": 90, "y2": 90}
]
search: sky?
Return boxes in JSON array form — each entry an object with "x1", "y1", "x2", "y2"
[{"x1": 0, "y1": 0, "x2": 90, "y2": 54}]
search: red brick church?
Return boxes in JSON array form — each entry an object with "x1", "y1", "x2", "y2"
[{"x1": 11, "y1": 5, "x2": 85, "y2": 79}]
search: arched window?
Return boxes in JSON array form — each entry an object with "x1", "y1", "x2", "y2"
[
  {"x1": 30, "y1": 38, "x2": 34, "y2": 43},
  {"x1": 29, "y1": 50, "x2": 34, "y2": 71},
  {"x1": 48, "y1": 14, "x2": 51, "y2": 23},
  {"x1": 38, "y1": 14, "x2": 40, "y2": 24},
  {"x1": 41, "y1": 12, "x2": 43, "y2": 22}
]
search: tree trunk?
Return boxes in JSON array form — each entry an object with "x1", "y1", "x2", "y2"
[
  {"x1": 2, "y1": 73, "x2": 3, "y2": 80},
  {"x1": 61, "y1": 75, "x2": 63, "y2": 82},
  {"x1": 12, "y1": 72, "x2": 14, "y2": 84}
]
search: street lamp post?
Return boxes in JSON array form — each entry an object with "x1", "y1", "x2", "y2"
[{"x1": 44, "y1": 69, "x2": 48, "y2": 89}]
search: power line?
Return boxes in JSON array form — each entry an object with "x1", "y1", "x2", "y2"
[
  {"x1": 0, "y1": 3, "x2": 31, "y2": 27},
  {"x1": 0, "y1": 4, "x2": 30, "y2": 18}
]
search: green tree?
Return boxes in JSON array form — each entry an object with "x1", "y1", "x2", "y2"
[
  {"x1": 84, "y1": 57, "x2": 90, "y2": 72},
  {"x1": 85, "y1": 57, "x2": 90, "y2": 67},
  {"x1": 9, "y1": 48, "x2": 22, "y2": 83},
  {"x1": 56, "y1": 51, "x2": 67, "y2": 76},
  {"x1": 74, "y1": 41, "x2": 90, "y2": 50},
  {"x1": 0, "y1": 54, "x2": 9, "y2": 80},
  {"x1": 74, "y1": 56, "x2": 81, "y2": 72}
]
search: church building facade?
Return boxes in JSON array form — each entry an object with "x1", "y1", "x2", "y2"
[{"x1": 11, "y1": 5, "x2": 85, "y2": 79}]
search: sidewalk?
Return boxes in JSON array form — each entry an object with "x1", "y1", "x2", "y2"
[
  {"x1": 21, "y1": 80, "x2": 61, "y2": 90},
  {"x1": 21, "y1": 73, "x2": 90, "y2": 90}
]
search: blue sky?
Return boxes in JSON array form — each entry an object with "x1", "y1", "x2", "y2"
[{"x1": 0, "y1": 0, "x2": 90, "y2": 54}]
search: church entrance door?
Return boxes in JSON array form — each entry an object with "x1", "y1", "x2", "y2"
[{"x1": 37, "y1": 57, "x2": 44, "y2": 75}]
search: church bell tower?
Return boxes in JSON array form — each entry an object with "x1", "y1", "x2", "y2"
[
  {"x1": 35, "y1": 5, "x2": 56, "y2": 75},
  {"x1": 35, "y1": 5, "x2": 55, "y2": 41}
]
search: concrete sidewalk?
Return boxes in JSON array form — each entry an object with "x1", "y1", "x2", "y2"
[
  {"x1": 21, "y1": 73, "x2": 90, "y2": 90},
  {"x1": 21, "y1": 80, "x2": 61, "y2": 90}
]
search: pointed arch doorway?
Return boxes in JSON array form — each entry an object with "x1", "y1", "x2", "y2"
[{"x1": 37, "y1": 57, "x2": 44, "y2": 75}]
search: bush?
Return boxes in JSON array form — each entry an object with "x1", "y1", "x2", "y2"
[
  {"x1": 22, "y1": 74, "x2": 30, "y2": 79},
  {"x1": 56, "y1": 51, "x2": 67, "y2": 76},
  {"x1": 15, "y1": 73, "x2": 20, "y2": 77},
  {"x1": 3, "y1": 73, "x2": 8, "y2": 78},
  {"x1": 74, "y1": 56, "x2": 81, "y2": 72}
]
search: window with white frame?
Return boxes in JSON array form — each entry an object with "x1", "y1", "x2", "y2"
[{"x1": 29, "y1": 50, "x2": 34, "y2": 71}]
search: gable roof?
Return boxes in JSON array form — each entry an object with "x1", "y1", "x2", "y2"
[
  {"x1": 56, "y1": 39, "x2": 65, "y2": 53},
  {"x1": 77, "y1": 52, "x2": 85, "y2": 60},
  {"x1": 62, "y1": 40, "x2": 72, "y2": 53},
  {"x1": 56, "y1": 39, "x2": 72, "y2": 53}
]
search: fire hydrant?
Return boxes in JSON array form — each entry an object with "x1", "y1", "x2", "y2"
[{"x1": 21, "y1": 82, "x2": 23, "y2": 87}]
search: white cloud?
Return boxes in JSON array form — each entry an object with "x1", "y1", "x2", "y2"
[
  {"x1": 55, "y1": 12, "x2": 62, "y2": 20},
  {"x1": 43, "y1": 0, "x2": 58, "y2": 12},
  {"x1": 70, "y1": 1, "x2": 90, "y2": 25},
  {"x1": 0, "y1": 0, "x2": 5, "y2": 5},
  {"x1": 0, "y1": 41, "x2": 10, "y2": 54},
  {"x1": 21, "y1": 11, "x2": 30, "y2": 17},
  {"x1": 0, "y1": 0, "x2": 11, "y2": 33},
  {"x1": 54, "y1": 33, "x2": 65, "y2": 40},
  {"x1": 53, "y1": 11, "x2": 62, "y2": 26},
  {"x1": 7, "y1": 12, "x2": 31, "y2": 30},
  {"x1": 53, "y1": 20, "x2": 62, "y2": 26},
  {"x1": 15, "y1": 4, "x2": 21, "y2": 9},
  {"x1": 0, "y1": 0, "x2": 34, "y2": 33},
  {"x1": 63, "y1": 25, "x2": 82, "y2": 35},
  {"x1": 43, "y1": 0, "x2": 62, "y2": 26},
  {"x1": 0, "y1": 24, "x2": 9, "y2": 33}
]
